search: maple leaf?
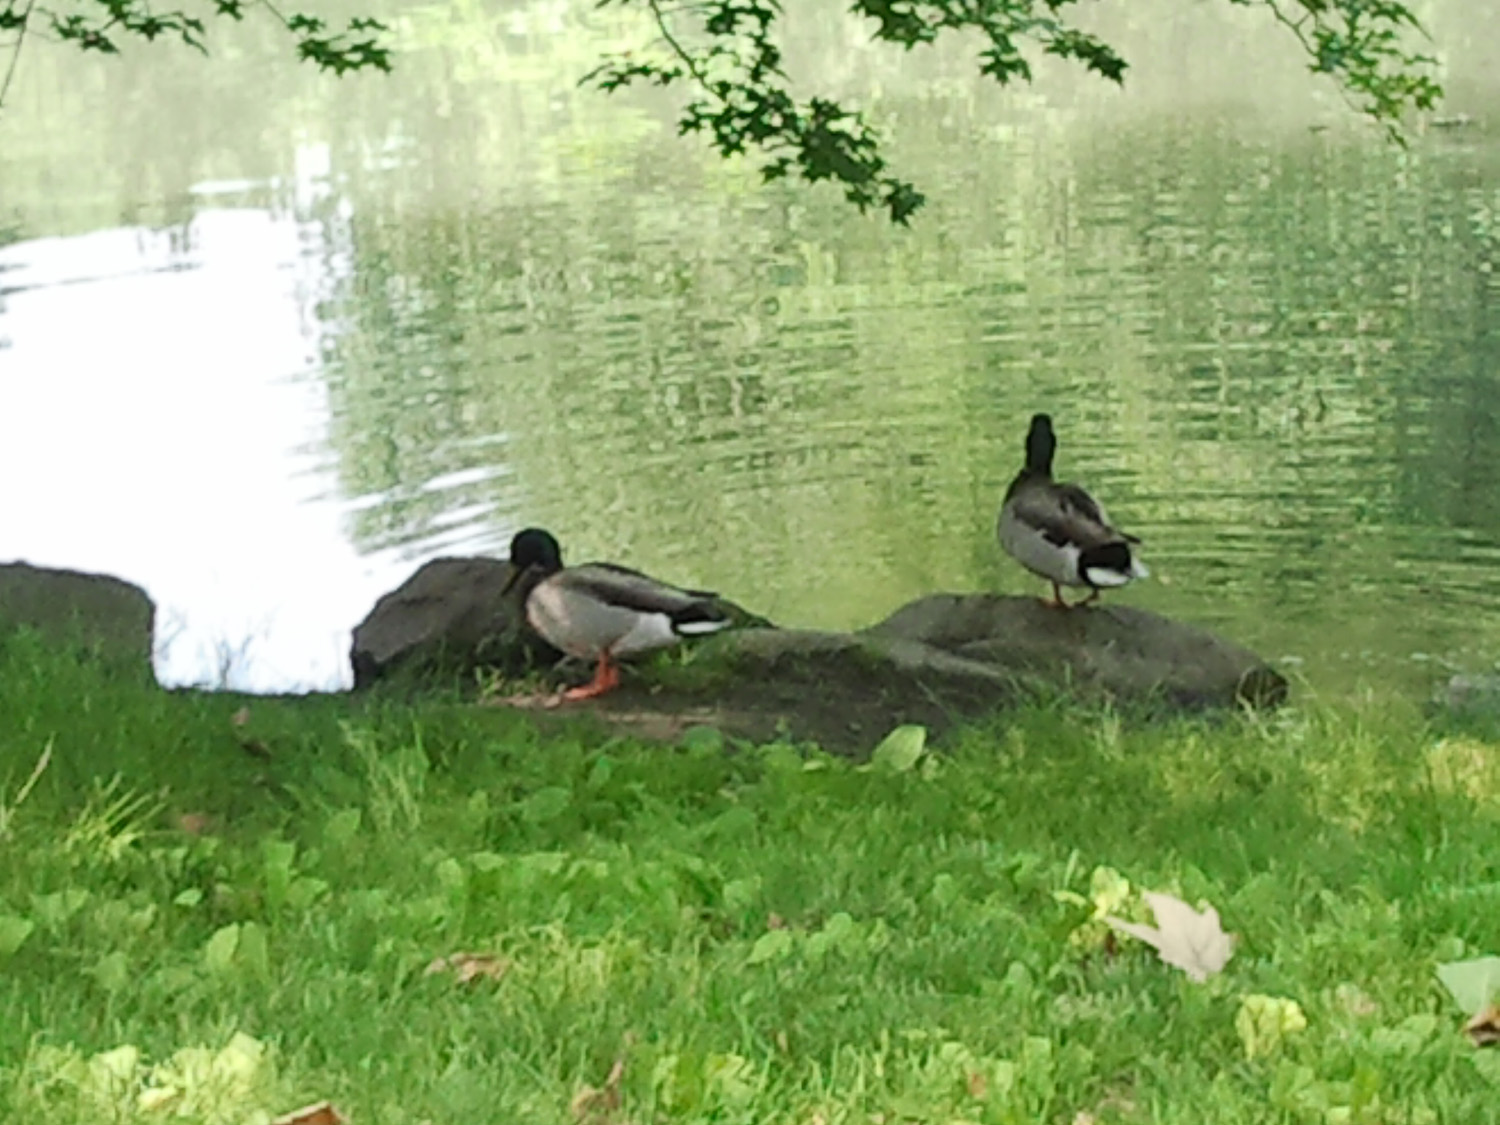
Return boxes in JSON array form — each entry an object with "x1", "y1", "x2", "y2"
[{"x1": 1104, "y1": 890, "x2": 1234, "y2": 982}]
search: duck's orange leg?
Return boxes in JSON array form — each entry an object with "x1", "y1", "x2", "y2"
[
  {"x1": 1042, "y1": 581, "x2": 1072, "y2": 609},
  {"x1": 562, "y1": 652, "x2": 622, "y2": 701}
]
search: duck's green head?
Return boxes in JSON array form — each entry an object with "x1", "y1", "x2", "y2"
[
  {"x1": 1024, "y1": 413, "x2": 1056, "y2": 475},
  {"x1": 502, "y1": 527, "x2": 564, "y2": 595}
]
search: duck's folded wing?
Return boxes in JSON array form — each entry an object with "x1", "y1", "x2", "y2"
[
  {"x1": 1052, "y1": 484, "x2": 1142, "y2": 544},
  {"x1": 572, "y1": 563, "x2": 720, "y2": 613},
  {"x1": 1009, "y1": 487, "x2": 1118, "y2": 550}
]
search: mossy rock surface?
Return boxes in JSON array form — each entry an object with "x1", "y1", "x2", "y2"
[
  {"x1": 496, "y1": 596, "x2": 1285, "y2": 755},
  {"x1": 349, "y1": 562, "x2": 1287, "y2": 753},
  {"x1": 864, "y1": 594, "x2": 1288, "y2": 711},
  {"x1": 0, "y1": 562, "x2": 156, "y2": 682}
]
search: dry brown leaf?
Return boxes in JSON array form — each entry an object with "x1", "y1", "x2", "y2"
[
  {"x1": 424, "y1": 951, "x2": 511, "y2": 985},
  {"x1": 570, "y1": 1058, "x2": 625, "y2": 1124},
  {"x1": 272, "y1": 1102, "x2": 344, "y2": 1125},
  {"x1": 1104, "y1": 890, "x2": 1234, "y2": 982},
  {"x1": 1465, "y1": 1003, "x2": 1500, "y2": 1047}
]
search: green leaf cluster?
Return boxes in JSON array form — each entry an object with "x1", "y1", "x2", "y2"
[
  {"x1": 0, "y1": 0, "x2": 390, "y2": 107},
  {"x1": 584, "y1": 0, "x2": 1442, "y2": 222}
]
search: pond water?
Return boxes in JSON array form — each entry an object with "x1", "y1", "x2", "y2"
[{"x1": 2, "y1": 1, "x2": 1498, "y2": 697}]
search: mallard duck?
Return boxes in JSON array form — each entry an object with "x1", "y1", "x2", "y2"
[
  {"x1": 997, "y1": 413, "x2": 1148, "y2": 608},
  {"x1": 500, "y1": 527, "x2": 732, "y2": 699}
]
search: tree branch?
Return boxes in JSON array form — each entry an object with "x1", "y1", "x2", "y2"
[
  {"x1": 1253, "y1": 0, "x2": 1440, "y2": 134},
  {"x1": 647, "y1": 0, "x2": 706, "y2": 85},
  {"x1": 0, "y1": 0, "x2": 36, "y2": 109}
]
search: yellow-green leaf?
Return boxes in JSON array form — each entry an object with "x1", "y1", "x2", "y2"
[
  {"x1": 747, "y1": 927, "x2": 793, "y2": 966},
  {"x1": 204, "y1": 923, "x2": 240, "y2": 973},
  {"x1": 1088, "y1": 866, "x2": 1131, "y2": 917},
  {"x1": 0, "y1": 914, "x2": 35, "y2": 957},
  {"x1": 324, "y1": 807, "x2": 362, "y2": 844},
  {"x1": 1236, "y1": 994, "x2": 1308, "y2": 1059},
  {"x1": 90, "y1": 951, "x2": 130, "y2": 993},
  {"x1": 237, "y1": 921, "x2": 270, "y2": 979},
  {"x1": 871, "y1": 724, "x2": 927, "y2": 773}
]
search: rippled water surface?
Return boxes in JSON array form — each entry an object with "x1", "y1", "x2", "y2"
[{"x1": 3, "y1": 2, "x2": 1499, "y2": 695}]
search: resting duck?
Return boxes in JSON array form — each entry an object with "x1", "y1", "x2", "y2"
[
  {"x1": 997, "y1": 413, "x2": 1148, "y2": 608},
  {"x1": 501, "y1": 527, "x2": 732, "y2": 699}
]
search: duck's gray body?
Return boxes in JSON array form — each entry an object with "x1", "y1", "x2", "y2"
[
  {"x1": 503, "y1": 528, "x2": 731, "y2": 698},
  {"x1": 998, "y1": 415, "x2": 1147, "y2": 603},
  {"x1": 525, "y1": 562, "x2": 727, "y2": 661}
]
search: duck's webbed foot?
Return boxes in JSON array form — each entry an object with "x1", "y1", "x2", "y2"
[{"x1": 561, "y1": 654, "x2": 621, "y2": 701}]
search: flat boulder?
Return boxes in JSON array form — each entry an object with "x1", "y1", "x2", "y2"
[
  {"x1": 530, "y1": 597, "x2": 1283, "y2": 752},
  {"x1": 864, "y1": 593, "x2": 1287, "y2": 709},
  {"x1": 0, "y1": 562, "x2": 156, "y2": 681}
]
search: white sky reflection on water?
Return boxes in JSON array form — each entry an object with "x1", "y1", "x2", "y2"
[{"x1": 0, "y1": 209, "x2": 413, "y2": 691}]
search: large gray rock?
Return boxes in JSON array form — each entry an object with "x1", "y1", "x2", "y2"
[
  {"x1": 351, "y1": 558, "x2": 775, "y2": 689},
  {"x1": 0, "y1": 562, "x2": 156, "y2": 680},
  {"x1": 349, "y1": 557, "x2": 556, "y2": 688},
  {"x1": 526, "y1": 595, "x2": 1284, "y2": 754},
  {"x1": 863, "y1": 593, "x2": 1287, "y2": 709},
  {"x1": 392, "y1": 577, "x2": 1284, "y2": 751}
]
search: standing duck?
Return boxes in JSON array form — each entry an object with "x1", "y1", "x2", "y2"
[
  {"x1": 501, "y1": 528, "x2": 732, "y2": 700},
  {"x1": 997, "y1": 413, "x2": 1149, "y2": 608}
]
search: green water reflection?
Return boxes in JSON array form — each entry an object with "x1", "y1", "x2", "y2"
[{"x1": 3, "y1": 1, "x2": 1499, "y2": 694}]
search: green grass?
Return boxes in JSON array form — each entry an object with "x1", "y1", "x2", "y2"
[{"x1": 2, "y1": 626, "x2": 1499, "y2": 1124}]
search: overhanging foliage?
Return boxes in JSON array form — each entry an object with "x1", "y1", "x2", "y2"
[{"x1": 0, "y1": 0, "x2": 1445, "y2": 223}]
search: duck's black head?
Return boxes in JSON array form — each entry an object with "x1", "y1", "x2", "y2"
[
  {"x1": 502, "y1": 528, "x2": 564, "y2": 596},
  {"x1": 1023, "y1": 413, "x2": 1056, "y2": 476},
  {"x1": 508, "y1": 527, "x2": 564, "y2": 572}
]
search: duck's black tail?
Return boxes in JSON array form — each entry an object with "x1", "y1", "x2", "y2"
[{"x1": 671, "y1": 601, "x2": 733, "y2": 636}]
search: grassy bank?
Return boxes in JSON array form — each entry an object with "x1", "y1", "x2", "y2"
[{"x1": 2, "y1": 627, "x2": 1498, "y2": 1123}]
